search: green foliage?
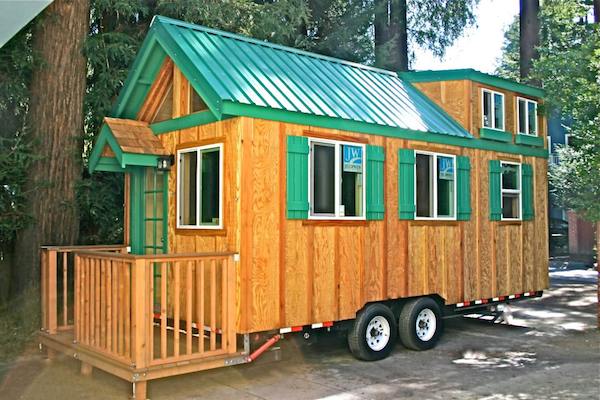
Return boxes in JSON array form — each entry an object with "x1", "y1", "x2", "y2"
[
  {"x1": 0, "y1": 28, "x2": 36, "y2": 247},
  {"x1": 498, "y1": 0, "x2": 600, "y2": 222},
  {"x1": 408, "y1": 0, "x2": 479, "y2": 59}
]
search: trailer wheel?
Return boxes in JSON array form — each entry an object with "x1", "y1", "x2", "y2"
[
  {"x1": 398, "y1": 297, "x2": 443, "y2": 351},
  {"x1": 348, "y1": 303, "x2": 397, "y2": 361}
]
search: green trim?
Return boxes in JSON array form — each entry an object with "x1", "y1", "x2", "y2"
[
  {"x1": 129, "y1": 167, "x2": 145, "y2": 254},
  {"x1": 95, "y1": 157, "x2": 126, "y2": 173},
  {"x1": 286, "y1": 136, "x2": 309, "y2": 219},
  {"x1": 221, "y1": 102, "x2": 548, "y2": 158},
  {"x1": 479, "y1": 128, "x2": 513, "y2": 143},
  {"x1": 151, "y1": 110, "x2": 228, "y2": 134},
  {"x1": 400, "y1": 69, "x2": 545, "y2": 98},
  {"x1": 522, "y1": 163, "x2": 534, "y2": 220},
  {"x1": 398, "y1": 148, "x2": 415, "y2": 220},
  {"x1": 489, "y1": 160, "x2": 502, "y2": 221},
  {"x1": 456, "y1": 156, "x2": 471, "y2": 221},
  {"x1": 89, "y1": 124, "x2": 125, "y2": 174},
  {"x1": 366, "y1": 145, "x2": 385, "y2": 220},
  {"x1": 121, "y1": 153, "x2": 160, "y2": 168},
  {"x1": 515, "y1": 134, "x2": 544, "y2": 147},
  {"x1": 112, "y1": 32, "x2": 168, "y2": 119}
]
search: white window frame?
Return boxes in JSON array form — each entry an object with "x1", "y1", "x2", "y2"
[
  {"x1": 308, "y1": 137, "x2": 367, "y2": 221},
  {"x1": 516, "y1": 97, "x2": 538, "y2": 136},
  {"x1": 481, "y1": 88, "x2": 505, "y2": 131},
  {"x1": 414, "y1": 150, "x2": 457, "y2": 221},
  {"x1": 547, "y1": 135, "x2": 552, "y2": 155},
  {"x1": 176, "y1": 143, "x2": 224, "y2": 230},
  {"x1": 564, "y1": 134, "x2": 571, "y2": 147},
  {"x1": 500, "y1": 161, "x2": 522, "y2": 221}
]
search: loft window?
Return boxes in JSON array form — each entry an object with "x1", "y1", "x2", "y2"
[
  {"x1": 309, "y1": 138, "x2": 365, "y2": 219},
  {"x1": 189, "y1": 87, "x2": 208, "y2": 113},
  {"x1": 177, "y1": 144, "x2": 223, "y2": 229},
  {"x1": 415, "y1": 152, "x2": 456, "y2": 219},
  {"x1": 517, "y1": 97, "x2": 538, "y2": 136},
  {"x1": 501, "y1": 162, "x2": 521, "y2": 220},
  {"x1": 482, "y1": 89, "x2": 505, "y2": 131},
  {"x1": 152, "y1": 84, "x2": 173, "y2": 123}
]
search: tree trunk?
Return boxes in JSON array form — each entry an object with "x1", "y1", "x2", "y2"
[
  {"x1": 12, "y1": 0, "x2": 89, "y2": 295},
  {"x1": 596, "y1": 221, "x2": 599, "y2": 329},
  {"x1": 374, "y1": 0, "x2": 408, "y2": 71},
  {"x1": 594, "y1": 0, "x2": 599, "y2": 23},
  {"x1": 519, "y1": 0, "x2": 540, "y2": 81}
]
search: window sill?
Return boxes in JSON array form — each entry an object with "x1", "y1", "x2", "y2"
[
  {"x1": 410, "y1": 220, "x2": 459, "y2": 226},
  {"x1": 175, "y1": 228, "x2": 227, "y2": 236},
  {"x1": 302, "y1": 219, "x2": 368, "y2": 227},
  {"x1": 479, "y1": 128, "x2": 513, "y2": 142},
  {"x1": 498, "y1": 220, "x2": 522, "y2": 225},
  {"x1": 515, "y1": 134, "x2": 544, "y2": 147}
]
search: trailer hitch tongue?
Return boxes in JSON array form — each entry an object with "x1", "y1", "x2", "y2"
[{"x1": 247, "y1": 334, "x2": 282, "y2": 362}]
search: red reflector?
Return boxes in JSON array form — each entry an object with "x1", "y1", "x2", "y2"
[
  {"x1": 498, "y1": 296, "x2": 505, "y2": 301},
  {"x1": 323, "y1": 321, "x2": 333, "y2": 327},
  {"x1": 463, "y1": 301, "x2": 471, "y2": 307},
  {"x1": 515, "y1": 293, "x2": 521, "y2": 298},
  {"x1": 482, "y1": 299, "x2": 488, "y2": 304},
  {"x1": 291, "y1": 326, "x2": 303, "y2": 332}
]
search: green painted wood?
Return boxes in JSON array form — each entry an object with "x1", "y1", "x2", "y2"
[
  {"x1": 129, "y1": 167, "x2": 145, "y2": 254},
  {"x1": 150, "y1": 110, "x2": 228, "y2": 134},
  {"x1": 366, "y1": 145, "x2": 385, "y2": 220},
  {"x1": 457, "y1": 155, "x2": 472, "y2": 221},
  {"x1": 489, "y1": 160, "x2": 502, "y2": 221},
  {"x1": 479, "y1": 127, "x2": 513, "y2": 143},
  {"x1": 398, "y1": 148, "x2": 415, "y2": 220},
  {"x1": 515, "y1": 134, "x2": 544, "y2": 147},
  {"x1": 286, "y1": 136, "x2": 309, "y2": 219},
  {"x1": 94, "y1": 157, "x2": 125, "y2": 173},
  {"x1": 399, "y1": 68, "x2": 545, "y2": 98},
  {"x1": 522, "y1": 163, "x2": 534, "y2": 220}
]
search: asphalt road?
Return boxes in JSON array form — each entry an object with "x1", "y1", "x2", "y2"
[{"x1": 1, "y1": 273, "x2": 598, "y2": 400}]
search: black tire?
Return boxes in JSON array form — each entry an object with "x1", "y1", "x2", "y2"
[
  {"x1": 348, "y1": 303, "x2": 397, "y2": 361},
  {"x1": 398, "y1": 297, "x2": 443, "y2": 351}
]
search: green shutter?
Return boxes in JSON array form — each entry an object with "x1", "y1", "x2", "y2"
[
  {"x1": 456, "y1": 156, "x2": 471, "y2": 221},
  {"x1": 286, "y1": 136, "x2": 309, "y2": 219},
  {"x1": 489, "y1": 160, "x2": 502, "y2": 221},
  {"x1": 522, "y1": 163, "x2": 534, "y2": 220},
  {"x1": 398, "y1": 149, "x2": 415, "y2": 220},
  {"x1": 366, "y1": 145, "x2": 385, "y2": 220}
]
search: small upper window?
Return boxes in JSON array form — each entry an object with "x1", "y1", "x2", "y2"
[
  {"x1": 152, "y1": 84, "x2": 173, "y2": 123},
  {"x1": 309, "y1": 138, "x2": 365, "y2": 219},
  {"x1": 177, "y1": 144, "x2": 223, "y2": 229},
  {"x1": 189, "y1": 87, "x2": 208, "y2": 113},
  {"x1": 501, "y1": 162, "x2": 521, "y2": 220},
  {"x1": 482, "y1": 89, "x2": 505, "y2": 131},
  {"x1": 517, "y1": 97, "x2": 538, "y2": 136},
  {"x1": 415, "y1": 152, "x2": 456, "y2": 219}
]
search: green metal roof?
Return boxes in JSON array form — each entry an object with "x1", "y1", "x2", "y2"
[
  {"x1": 112, "y1": 16, "x2": 471, "y2": 139},
  {"x1": 399, "y1": 69, "x2": 545, "y2": 99}
]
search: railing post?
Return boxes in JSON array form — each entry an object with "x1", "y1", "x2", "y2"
[
  {"x1": 47, "y1": 249, "x2": 58, "y2": 334},
  {"x1": 131, "y1": 258, "x2": 148, "y2": 369},
  {"x1": 41, "y1": 249, "x2": 47, "y2": 332},
  {"x1": 226, "y1": 255, "x2": 237, "y2": 354}
]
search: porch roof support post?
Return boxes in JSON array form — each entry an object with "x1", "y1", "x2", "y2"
[
  {"x1": 47, "y1": 249, "x2": 57, "y2": 334},
  {"x1": 131, "y1": 257, "x2": 149, "y2": 369}
]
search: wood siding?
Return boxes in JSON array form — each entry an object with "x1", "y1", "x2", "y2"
[{"x1": 139, "y1": 66, "x2": 548, "y2": 334}]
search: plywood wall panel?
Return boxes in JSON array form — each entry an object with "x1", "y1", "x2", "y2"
[
  {"x1": 339, "y1": 227, "x2": 363, "y2": 319},
  {"x1": 312, "y1": 226, "x2": 337, "y2": 322}
]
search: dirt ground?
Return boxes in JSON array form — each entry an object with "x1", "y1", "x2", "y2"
[{"x1": 1, "y1": 270, "x2": 598, "y2": 400}]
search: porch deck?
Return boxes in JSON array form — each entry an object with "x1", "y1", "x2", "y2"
[{"x1": 40, "y1": 246, "x2": 245, "y2": 398}]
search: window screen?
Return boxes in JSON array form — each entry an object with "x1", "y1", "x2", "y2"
[
  {"x1": 416, "y1": 153, "x2": 433, "y2": 218},
  {"x1": 312, "y1": 143, "x2": 335, "y2": 214},
  {"x1": 415, "y1": 152, "x2": 456, "y2": 219},
  {"x1": 436, "y1": 156, "x2": 455, "y2": 217},
  {"x1": 501, "y1": 163, "x2": 520, "y2": 220}
]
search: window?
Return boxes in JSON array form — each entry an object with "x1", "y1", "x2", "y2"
[
  {"x1": 177, "y1": 144, "x2": 223, "y2": 229},
  {"x1": 547, "y1": 135, "x2": 552, "y2": 155},
  {"x1": 482, "y1": 89, "x2": 505, "y2": 130},
  {"x1": 517, "y1": 97, "x2": 538, "y2": 136},
  {"x1": 189, "y1": 87, "x2": 208, "y2": 113},
  {"x1": 415, "y1": 152, "x2": 456, "y2": 219},
  {"x1": 501, "y1": 162, "x2": 521, "y2": 220},
  {"x1": 309, "y1": 138, "x2": 365, "y2": 219},
  {"x1": 152, "y1": 85, "x2": 173, "y2": 123},
  {"x1": 564, "y1": 134, "x2": 571, "y2": 147}
]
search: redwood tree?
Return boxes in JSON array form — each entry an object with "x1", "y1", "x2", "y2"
[
  {"x1": 520, "y1": 0, "x2": 540, "y2": 80},
  {"x1": 12, "y1": 0, "x2": 89, "y2": 294}
]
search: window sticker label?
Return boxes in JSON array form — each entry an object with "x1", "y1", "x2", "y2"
[
  {"x1": 343, "y1": 145, "x2": 363, "y2": 173},
  {"x1": 438, "y1": 156, "x2": 454, "y2": 180}
]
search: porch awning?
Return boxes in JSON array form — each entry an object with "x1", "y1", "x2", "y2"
[{"x1": 89, "y1": 117, "x2": 168, "y2": 173}]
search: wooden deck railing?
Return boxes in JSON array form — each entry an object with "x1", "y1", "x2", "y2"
[
  {"x1": 41, "y1": 245, "x2": 128, "y2": 334},
  {"x1": 41, "y1": 246, "x2": 238, "y2": 370}
]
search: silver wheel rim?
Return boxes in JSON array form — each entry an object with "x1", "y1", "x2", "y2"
[
  {"x1": 415, "y1": 308, "x2": 436, "y2": 342},
  {"x1": 365, "y1": 315, "x2": 390, "y2": 351}
]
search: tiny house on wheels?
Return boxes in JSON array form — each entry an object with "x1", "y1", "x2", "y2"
[{"x1": 39, "y1": 16, "x2": 549, "y2": 399}]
